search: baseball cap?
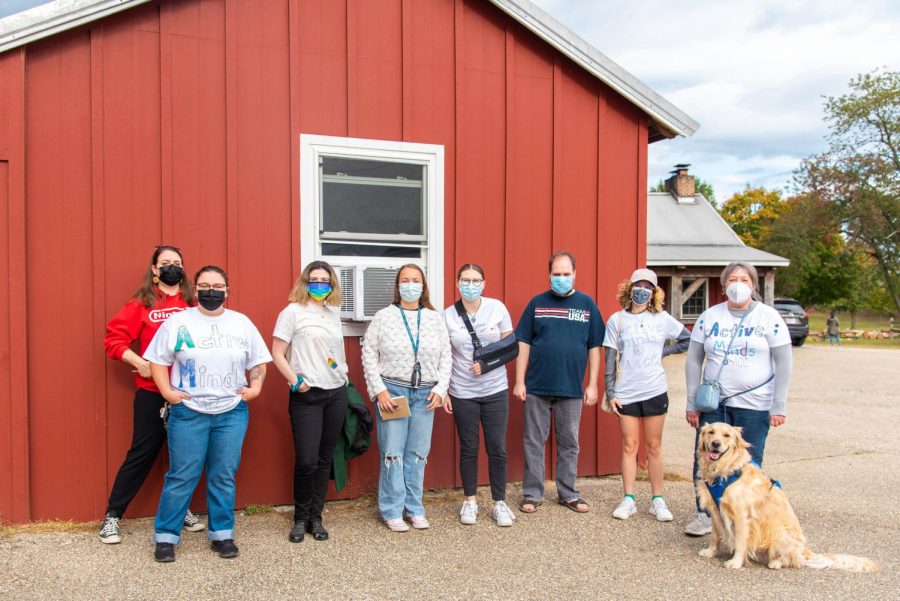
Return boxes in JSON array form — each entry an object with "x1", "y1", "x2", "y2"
[{"x1": 629, "y1": 268, "x2": 658, "y2": 287}]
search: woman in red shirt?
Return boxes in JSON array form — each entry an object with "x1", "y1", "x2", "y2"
[{"x1": 99, "y1": 245, "x2": 201, "y2": 544}]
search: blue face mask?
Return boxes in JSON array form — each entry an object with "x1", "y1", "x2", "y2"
[
  {"x1": 550, "y1": 275, "x2": 574, "y2": 296},
  {"x1": 631, "y1": 287, "x2": 653, "y2": 306},
  {"x1": 399, "y1": 282, "x2": 423, "y2": 303},
  {"x1": 459, "y1": 282, "x2": 483, "y2": 302}
]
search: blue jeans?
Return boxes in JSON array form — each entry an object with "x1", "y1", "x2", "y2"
[
  {"x1": 692, "y1": 404, "x2": 770, "y2": 511},
  {"x1": 829, "y1": 334, "x2": 842, "y2": 346},
  {"x1": 375, "y1": 383, "x2": 435, "y2": 520},
  {"x1": 154, "y1": 401, "x2": 249, "y2": 543}
]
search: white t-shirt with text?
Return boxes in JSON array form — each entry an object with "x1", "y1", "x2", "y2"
[
  {"x1": 603, "y1": 310, "x2": 684, "y2": 404},
  {"x1": 144, "y1": 308, "x2": 273, "y2": 414},
  {"x1": 442, "y1": 298, "x2": 514, "y2": 399},
  {"x1": 691, "y1": 302, "x2": 791, "y2": 411},
  {"x1": 273, "y1": 302, "x2": 348, "y2": 390}
]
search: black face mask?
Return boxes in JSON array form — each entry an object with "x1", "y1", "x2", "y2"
[
  {"x1": 157, "y1": 264, "x2": 184, "y2": 286},
  {"x1": 197, "y1": 289, "x2": 226, "y2": 311}
]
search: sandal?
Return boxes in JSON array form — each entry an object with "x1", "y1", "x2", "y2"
[
  {"x1": 518, "y1": 498, "x2": 542, "y2": 513},
  {"x1": 559, "y1": 498, "x2": 590, "y2": 513}
]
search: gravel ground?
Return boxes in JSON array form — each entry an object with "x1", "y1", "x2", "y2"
[{"x1": 1, "y1": 345, "x2": 897, "y2": 600}]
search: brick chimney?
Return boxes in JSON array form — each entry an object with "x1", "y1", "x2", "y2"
[{"x1": 665, "y1": 164, "x2": 696, "y2": 202}]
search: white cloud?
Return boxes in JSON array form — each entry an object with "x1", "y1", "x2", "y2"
[{"x1": 532, "y1": 0, "x2": 900, "y2": 200}]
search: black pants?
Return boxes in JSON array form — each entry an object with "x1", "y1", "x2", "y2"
[
  {"x1": 289, "y1": 385, "x2": 349, "y2": 521},
  {"x1": 451, "y1": 389, "x2": 509, "y2": 501},
  {"x1": 106, "y1": 389, "x2": 167, "y2": 517}
]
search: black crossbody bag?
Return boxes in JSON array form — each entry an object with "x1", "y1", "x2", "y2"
[{"x1": 454, "y1": 300, "x2": 519, "y2": 374}]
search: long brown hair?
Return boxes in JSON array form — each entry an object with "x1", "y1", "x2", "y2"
[
  {"x1": 288, "y1": 260, "x2": 343, "y2": 307},
  {"x1": 392, "y1": 263, "x2": 434, "y2": 310},
  {"x1": 132, "y1": 245, "x2": 197, "y2": 308}
]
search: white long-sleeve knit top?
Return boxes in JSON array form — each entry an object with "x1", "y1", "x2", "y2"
[{"x1": 361, "y1": 304, "x2": 452, "y2": 399}]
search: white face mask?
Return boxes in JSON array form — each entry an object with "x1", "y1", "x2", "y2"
[{"x1": 726, "y1": 282, "x2": 752, "y2": 304}]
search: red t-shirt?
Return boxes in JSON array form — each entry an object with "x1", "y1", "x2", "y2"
[{"x1": 104, "y1": 291, "x2": 190, "y2": 392}]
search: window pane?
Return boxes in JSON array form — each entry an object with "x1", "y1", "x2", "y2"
[
  {"x1": 322, "y1": 181, "x2": 422, "y2": 236},
  {"x1": 322, "y1": 243, "x2": 421, "y2": 259},
  {"x1": 322, "y1": 156, "x2": 423, "y2": 181},
  {"x1": 683, "y1": 280, "x2": 707, "y2": 316}
]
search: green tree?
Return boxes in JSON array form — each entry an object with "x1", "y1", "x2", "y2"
[
  {"x1": 719, "y1": 186, "x2": 784, "y2": 247},
  {"x1": 795, "y1": 69, "x2": 900, "y2": 312},
  {"x1": 762, "y1": 193, "x2": 859, "y2": 308},
  {"x1": 650, "y1": 177, "x2": 717, "y2": 207}
]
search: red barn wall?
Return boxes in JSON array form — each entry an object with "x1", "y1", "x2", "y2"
[{"x1": 0, "y1": 0, "x2": 649, "y2": 522}]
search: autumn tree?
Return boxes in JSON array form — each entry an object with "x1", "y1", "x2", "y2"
[
  {"x1": 718, "y1": 186, "x2": 784, "y2": 247},
  {"x1": 795, "y1": 69, "x2": 900, "y2": 312}
]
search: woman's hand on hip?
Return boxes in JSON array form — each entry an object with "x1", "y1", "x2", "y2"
[
  {"x1": 770, "y1": 415, "x2": 785, "y2": 427},
  {"x1": 239, "y1": 387, "x2": 260, "y2": 402},
  {"x1": 685, "y1": 411, "x2": 700, "y2": 428},
  {"x1": 162, "y1": 389, "x2": 190, "y2": 405},
  {"x1": 376, "y1": 390, "x2": 398, "y2": 413}
]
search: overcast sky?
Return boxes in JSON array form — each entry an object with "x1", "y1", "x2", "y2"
[
  {"x1": 533, "y1": 0, "x2": 900, "y2": 200},
  {"x1": 4, "y1": 0, "x2": 899, "y2": 200}
]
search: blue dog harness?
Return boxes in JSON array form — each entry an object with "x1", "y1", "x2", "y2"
[{"x1": 705, "y1": 460, "x2": 782, "y2": 508}]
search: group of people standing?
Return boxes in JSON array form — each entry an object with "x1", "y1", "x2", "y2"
[{"x1": 100, "y1": 245, "x2": 792, "y2": 562}]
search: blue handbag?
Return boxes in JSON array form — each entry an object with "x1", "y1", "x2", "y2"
[{"x1": 695, "y1": 310, "x2": 749, "y2": 413}]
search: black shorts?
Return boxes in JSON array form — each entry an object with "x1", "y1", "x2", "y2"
[{"x1": 617, "y1": 392, "x2": 669, "y2": 418}]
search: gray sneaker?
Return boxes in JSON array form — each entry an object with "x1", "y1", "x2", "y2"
[
  {"x1": 684, "y1": 512, "x2": 712, "y2": 536},
  {"x1": 459, "y1": 501, "x2": 478, "y2": 525},
  {"x1": 99, "y1": 513, "x2": 121, "y2": 544},
  {"x1": 183, "y1": 510, "x2": 206, "y2": 532}
]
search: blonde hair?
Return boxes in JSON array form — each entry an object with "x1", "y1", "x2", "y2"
[
  {"x1": 288, "y1": 260, "x2": 343, "y2": 307},
  {"x1": 617, "y1": 279, "x2": 665, "y2": 313}
]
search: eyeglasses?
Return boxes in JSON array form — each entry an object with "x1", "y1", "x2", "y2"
[
  {"x1": 196, "y1": 283, "x2": 227, "y2": 291},
  {"x1": 459, "y1": 279, "x2": 484, "y2": 287}
]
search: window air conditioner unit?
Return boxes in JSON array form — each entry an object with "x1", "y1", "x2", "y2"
[{"x1": 337, "y1": 265, "x2": 401, "y2": 321}]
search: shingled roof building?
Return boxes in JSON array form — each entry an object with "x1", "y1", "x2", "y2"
[{"x1": 648, "y1": 166, "x2": 789, "y2": 323}]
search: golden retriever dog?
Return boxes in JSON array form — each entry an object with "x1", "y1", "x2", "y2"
[{"x1": 695, "y1": 422, "x2": 878, "y2": 572}]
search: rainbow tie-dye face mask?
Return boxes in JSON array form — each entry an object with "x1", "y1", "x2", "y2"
[{"x1": 308, "y1": 282, "x2": 332, "y2": 301}]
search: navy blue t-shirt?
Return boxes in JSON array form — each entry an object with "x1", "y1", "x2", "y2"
[{"x1": 515, "y1": 290, "x2": 605, "y2": 399}]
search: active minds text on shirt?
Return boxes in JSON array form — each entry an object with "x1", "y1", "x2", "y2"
[
  {"x1": 707, "y1": 320, "x2": 774, "y2": 359},
  {"x1": 174, "y1": 324, "x2": 249, "y2": 390}
]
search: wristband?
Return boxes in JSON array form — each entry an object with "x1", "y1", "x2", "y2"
[{"x1": 290, "y1": 375, "x2": 304, "y2": 393}]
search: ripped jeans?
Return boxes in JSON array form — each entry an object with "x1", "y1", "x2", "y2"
[{"x1": 375, "y1": 382, "x2": 435, "y2": 520}]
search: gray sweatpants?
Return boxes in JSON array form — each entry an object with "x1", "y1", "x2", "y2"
[{"x1": 522, "y1": 393, "x2": 582, "y2": 502}]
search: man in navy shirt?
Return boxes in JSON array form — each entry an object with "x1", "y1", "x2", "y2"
[{"x1": 513, "y1": 251, "x2": 604, "y2": 513}]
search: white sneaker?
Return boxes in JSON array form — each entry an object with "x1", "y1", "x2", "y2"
[
  {"x1": 492, "y1": 501, "x2": 516, "y2": 527},
  {"x1": 684, "y1": 512, "x2": 712, "y2": 536},
  {"x1": 612, "y1": 497, "x2": 637, "y2": 520},
  {"x1": 459, "y1": 501, "x2": 478, "y2": 525},
  {"x1": 183, "y1": 509, "x2": 206, "y2": 532},
  {"x1": 384, "y1": 518, "x2": 410, "y2": 532},
  {"x1": 408, "y1": 515, "x2": 430, "y2": 530},
  {"x1": 648, "y1": 497, "x2": 674, "y2": 522},
  {"x1": 99, "y1": 514, "x2": 121, "y2": 544}
]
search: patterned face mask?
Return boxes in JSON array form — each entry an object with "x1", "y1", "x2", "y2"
[{"x1": 307, "y1": 282, "x2": 332, "y2": 301}]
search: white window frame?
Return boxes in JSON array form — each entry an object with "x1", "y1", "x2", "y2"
[
  {"x1": 680, "y1": 278, "x2": 709, "y2": 318},
  {"x1": 300, "y1": 134, "x2": 444, "y2": 336}
]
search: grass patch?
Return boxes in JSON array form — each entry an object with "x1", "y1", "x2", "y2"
[
  {"x1": 0, "y1": 519, "x2": 97, "y2": 538},
  {"x1": 241, "y1": 504, "x2": 274, "y2": 515},
  {"x1": 805, "y1": 310, "x2": 899, "y2": 348}
]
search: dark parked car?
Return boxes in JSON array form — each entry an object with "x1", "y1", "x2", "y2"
[{"x1": 774, "y1": 297, "x2": 809, "y2": 346}]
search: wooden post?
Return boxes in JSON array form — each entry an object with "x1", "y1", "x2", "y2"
[
  {"x1": 764, "y1": 270, "x2": 775, "y2": 305},
  {"x1": 672, "y1": 274, "x2": 683, "y2": 320}
]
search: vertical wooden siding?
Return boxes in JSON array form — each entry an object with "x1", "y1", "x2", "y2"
[{"x1": 0, "y1": 0, "x2": 648, "y2": 521}]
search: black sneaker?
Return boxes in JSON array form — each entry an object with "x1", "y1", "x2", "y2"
[
  {"x1": 289, "y1": 520, "x2": 307, "y2": 543},
  {"x1": 154, "y1": 542, "x2": 175, "y2": 562},
  {"x1": 99, "y1": 513, "x2": 121, "y2": 544},
  {"x1": 307, "y1": 519, "x2": 329, "y2": 541},
  {"x1": 210, "y1": 539, "x2": 239, "y2": 558}
]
